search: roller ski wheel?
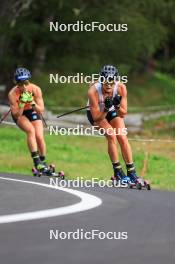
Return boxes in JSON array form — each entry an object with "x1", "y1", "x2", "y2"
[
  {"x1": 32, "y1": 167, "x2": 41, "y2": 177},
  {"x1": 143, "y1": 180, "x2": 151, "y2": 190},
  {"x1": 48, "y1": 164, "x2": 65, "y2": 179},
  {"x1": 137, "y1": 178, "x2": 151, "y2": 190},
  {"x1": 128, "y1": 172, "x2": 150, "y2": 190},
  {"x1": 49, "y1": 164, "x2": 55, "y2": 173},
  {"x1": 58, "y1": 171, "x2": 65, "y2": 179},
  {"x1": 136, "y1": 182, "x2": 142, "y2": 190},
  {"x1": 135, "y1": 178, "x2": 151, "y2": 190},
  {"x1": 146, "y1": 184, "x2": 151, "y2": 190}
]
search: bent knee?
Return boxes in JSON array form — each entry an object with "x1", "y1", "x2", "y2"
[
  {"x1": 117, "y1": 135, "x2": 128, "y2": 146},
  {"x1": 105, "y1": 133, "x2": 116, "y2": 142},
  {"x1": 26, "y1": 126, "x2": 35, "y2": 137},
  {"x1": 35, "y1": 133, "x2": 44, "y2": 143}
]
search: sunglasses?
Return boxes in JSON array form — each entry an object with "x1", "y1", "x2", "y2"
[
  {"x1": 104, "y1": 79, "x2": 115, "y2": 85},
  {"x1": 17, "y1": 80, "x2": 29, "y2": 86}
]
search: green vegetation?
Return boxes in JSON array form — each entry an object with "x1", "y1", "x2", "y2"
[
  {"x1": 0, "y1": 0, "x2": 175, "y2": 89},
  {"x1": 0, "y1": 126, "x2": 175, "y2": 190},
  {"x1": 128, "y1": 72, "x2": 175, "y2": 108},
  {"x1": 32, "y1": 71, "x2": 175, "y2": 112},
  {"x1": 34, "y1": 73, "x2": 88, "y2": 110},
  {"x1": 143, "y1": 114, "x2": 175, "y2": 137}
]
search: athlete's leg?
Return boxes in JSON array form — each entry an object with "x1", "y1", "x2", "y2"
[
  {"x1": 32, "y1": 120, "x2": 46, "y2": 159},
  {"x1": 94, "y1": 119, "x2": 126, "y2": 179},
  {"x1": 17, "y1": 116, "x2": 41, "y2": 168},
  {"x1": 17, "y1": 116, "x2": 37, "y2": 152},
  {"x1": 94, "y1": 119, "x2": 119, "y2": 162},
  {"x1": 110, "y1": 117, "x2": 137, "y2": 176},
  {"x1": 110, "y1": 117, "x2": 133, "y2": 162}
]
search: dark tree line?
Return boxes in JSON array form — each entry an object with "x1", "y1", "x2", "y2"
[{"x1": 0, "y1": 0, "x2": 175, "y2": 96}]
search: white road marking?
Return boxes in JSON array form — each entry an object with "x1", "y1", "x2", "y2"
[{"x1": 0, "y1": 177, "x2": 102, "y2": 224}]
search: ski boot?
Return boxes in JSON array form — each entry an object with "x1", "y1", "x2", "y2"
[
  {"x1": 32, "y1": 163, "x2": 48, "y2": 177},
  {"x1": 111, "y1": 169, "x2": 130, "y2": 187}
]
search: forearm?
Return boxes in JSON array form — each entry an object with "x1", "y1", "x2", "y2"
[
  {"x1": 116, "y1": 83, "x2": 128, "y2": 117},
  {"x1": 118, "y1": 106, "x2": 127, "y2": 116},
  {"x1": 11, "y1": 107, "x2": 24, "y2": 119},
  {"x1": 9, "y1": 93, "x2": 24, "y2": 119},
  {"x1": 32, "y1": 103, "x2": 44, "y2": 114},
  {"x1": 118, "y1": 97, "x2": 127, "y2": 116}
]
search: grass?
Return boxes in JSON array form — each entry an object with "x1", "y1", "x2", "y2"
[
  {"x1": 128, "y1": 72, "x2": 175, "y2": 108},
  {"x1": 0, "y1": 126, "x2": 175, "y2": 190},
  {"x1": 143, "y1": 114, "x2": 175, "y2": 137}
]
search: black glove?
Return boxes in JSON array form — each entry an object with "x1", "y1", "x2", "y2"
[
  {"x1": 113, "y1": 94, "x2": 122, "y2": 108},
  {"x1": 104, "y1": 97, "x2": 113, "y2": 112}
]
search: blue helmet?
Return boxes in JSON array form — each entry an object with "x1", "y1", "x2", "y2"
[
  {"x1": 99, "y1": 65, "x2": 119, "y2": 80},
  {"x1": 14, "y1": 67, "x2": 31, "y2": 81}
]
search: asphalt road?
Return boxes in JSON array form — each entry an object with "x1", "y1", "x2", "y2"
[{"x1": 0, "y1": 173, "x2": 175, "y2": 264}]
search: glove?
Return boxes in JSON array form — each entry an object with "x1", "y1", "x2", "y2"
[
  {"x1": 19, "y1": 102, "x2": 25, "y2": 108},
  {"x1": 25, "y1": 92, "x2": 36, "y2": 107},
  {"x1": 113, "y1": 94, "x2": 122, "y2": 109},
  {"x1": 19, "y1": 92, "x2": 34, "y2": 108},
  {"x1": 26, "y1": 92, "x2": 33, "y2": 103},
  {"x1": 20, "y1": 92, "x2": 33, "y2": 103},
  {"x1": 104, "y1": 97, "x2": 113, "y2": 112}
]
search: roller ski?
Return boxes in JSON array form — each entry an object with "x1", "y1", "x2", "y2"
[
  {"x1": 111, "y1": 170, "x2": 151, "y2": 190},
  {"x1": 32, "y1": 163, "x2": 65, "y2": 179},
  {"x1": 127, "y1": 172, "x2": 151, "y2": 190}
]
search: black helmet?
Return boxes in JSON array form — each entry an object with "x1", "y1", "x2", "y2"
[
  {"x1": 14, "y1": 67, "x2": 31, "y2": 81},
  {"x1": 99, "y1": 65, "x2": 119, "y2": 81}
]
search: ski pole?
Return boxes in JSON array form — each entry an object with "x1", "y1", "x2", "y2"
[
  {"x1": 40, "y1": 113, "x2": 48, "y2": 128},
  {"x1": 57, "y1": 106, "x2": 89, "y2": 119},
  {"x1": 0, "y1": 109, "x2": 11, "y2": 124}
]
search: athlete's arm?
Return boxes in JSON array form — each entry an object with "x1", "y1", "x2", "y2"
[
  {"x1": 32, "y1": 87, "x2": 44, "y2": 114},
  {"x1": 117, "y1": 83, "x2": 127, "y2": 117},
  {"x1": 8, "y1": 91, "x2": 24, "y2": 119},
  {"x1": 88, "y1": 87, "x2": 107, "y2": 122}
]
